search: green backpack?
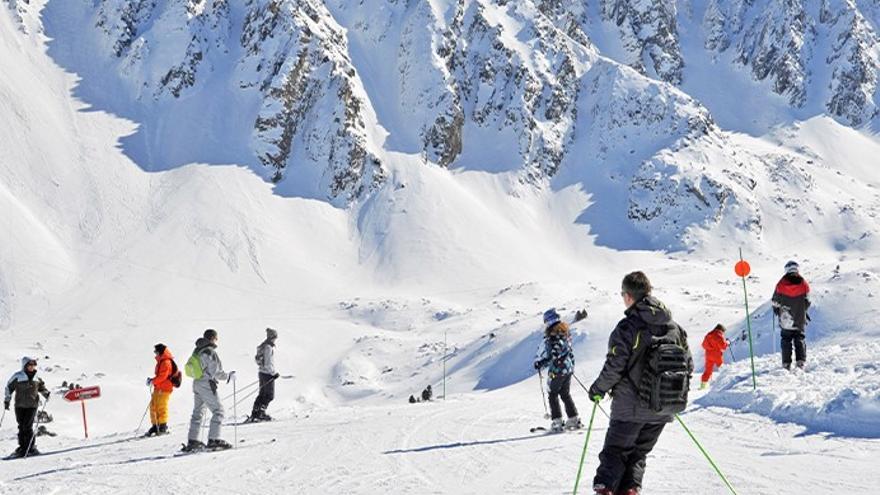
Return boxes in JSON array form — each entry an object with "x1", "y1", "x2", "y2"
[{"x1": 184, "y1": 353, "x2": 203, "y2": 380}]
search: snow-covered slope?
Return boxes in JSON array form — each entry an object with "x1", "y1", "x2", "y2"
[{"x1": 2, "y1": 1, "x2": 880, "y2": 493}]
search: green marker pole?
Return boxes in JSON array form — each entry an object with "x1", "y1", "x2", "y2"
[{"x1": 739, "y1": 248, "x2": 757, "y2": 390}]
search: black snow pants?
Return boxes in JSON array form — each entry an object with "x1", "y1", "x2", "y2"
[
  {"x1": 548, "y1": 374, "x2": 578, "y2": 420},
  {"x1": 251, "y1": 372, "x2": 276, "y2": 416},
  {"x1": 780, "y1": 329, "x2": 806, "y2": 366},
  {"x1": 15, "y1": 407, "x2": 37, "y2": 453},
  {"x1": 593, "y1": 420, "x2": 666, "y2": 492}
]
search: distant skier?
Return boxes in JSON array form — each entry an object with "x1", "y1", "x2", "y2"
[
  {"x1": 184, "y1": 329, "x2": 235, "y2": 452},
  {"x1": 421, "y1": 385, "x2": 433, "y2": 402},
  {"x1": 772, "y1": 261, "x2": 811, "y2": 370},
  {"x1": 700, "y1": 324, "x2": 729, "y2": 389},
  {"x1": 4, "y1": 357, "x2": 50, "y2": 458},
  {"x1": 588, "y1": 272, "x2": 693, "y2": 495},
  {"x1": 144, "y1": 343, "x2": 179, "y2": 437},
  {"x1": 533, "y1": 308, "x2": 580, "y2": 433},
  {"x1": 250, "y1": 328, "x2": 279, "y2": 422}
]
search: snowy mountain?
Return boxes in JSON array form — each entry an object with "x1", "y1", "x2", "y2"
[{"x1": 2, "y1": 1, "x2": 880, "y2": 493}]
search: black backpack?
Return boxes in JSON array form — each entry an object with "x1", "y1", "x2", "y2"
[
  {"x1": 637, "y1": 329, "x2": 690, "y2": 415},
  {"x1": 169, "y1": 359, "x2": 183, "y2": 388}
]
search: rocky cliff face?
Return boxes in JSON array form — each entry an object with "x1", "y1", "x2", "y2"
[{"x1": 24, "y1": 0, "x2": 879, "y2": 247}]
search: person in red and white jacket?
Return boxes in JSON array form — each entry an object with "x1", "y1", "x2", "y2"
[
  {"x1": 772, "y1": 261, "x2": 811, "y2": 370},
  {"x1": 700, "y1": 324, "x2": 729, "y2": 388}
]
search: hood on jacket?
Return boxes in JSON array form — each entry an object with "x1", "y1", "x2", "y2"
[
  {"x1": 155, "y1": 347, "x2": 174, "y2": 362},
  {"x1": 195, "y1": 337, "x2": 216, "y2": 352},
  {"x1": 625, "y1": 296, "x2": 674, "y2": 329},
  {"x1": 20, "y1": 356, "x2": 37, "y2": 370}
]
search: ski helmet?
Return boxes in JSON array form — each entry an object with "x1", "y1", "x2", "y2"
[
  {"x1": 543, "y1": 308, "x2": 561, "y2": 327},
  {"x1": 784, "y1": 260, "x2": 799, "y2": 275}
]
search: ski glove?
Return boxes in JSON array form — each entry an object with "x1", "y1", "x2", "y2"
[
  {"x1": 227, "y1": 371, "x2": 236, "y2": 384},
  {"x1": 146, "y1": 377, "x2": 153, "y2": 386},
  {"x1": 273, "y1": 373, "x2": 280, "y2": 380},
  {"x1": 533, "y1": 359, "x2": 547, "y2": 370},
  {"x1": 587, "y1": 385, "x2": 604, "y2": 402},
  {"x1": 3, "y1": 400, "x2": 9, "y2": 410}
]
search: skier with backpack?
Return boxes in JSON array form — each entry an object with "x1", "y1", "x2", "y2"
[
  {"x1": 4, "y1": 357, "x2": 51, "y2": 458},
  {"x1": 249, "y1": 328, "x2": 279, "y2": 422},
  {"x1": 184, "y1": 329, "x2": 235, "y2": 452},
  {"x1": 700, "y1": 324, "x2": 729, "y2": 389},
  {"x1": 772, "y1": 261, "x2": 811, "y2": 370},
  {"x1": 144, "y1": 343, "x2": 181, "y2": 437},
  {"x1": 533, "y1": 308, "x2": 581, "y2": 433},
  {"x1": 588, "y1": 272, "x2": 693, "y2": 495}
]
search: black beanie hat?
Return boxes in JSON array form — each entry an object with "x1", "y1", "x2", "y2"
[
  {"x1": 154, "y1": 343, "x2": 167, "y2": 354},
  {"x1": 204, "y1": 328, "x2": 218, "y2": 340}
]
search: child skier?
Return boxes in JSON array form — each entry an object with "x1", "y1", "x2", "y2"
[
  {"x1": 144, "y1": 343, "x2": 178, "y2": 437},
  {"x1": 4, "y1": 357, "x2": 51, "y2": 458},
  {"x1": 700, "y1": 324, "x2": 729, "y2": 389},
  {"x1": 534, "y1": 308, "x2": 580, "y2": 432}
]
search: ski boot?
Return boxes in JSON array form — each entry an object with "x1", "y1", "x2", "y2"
[
  {"x1": 207, "y1": 438, "x2": 232, "y2": 451},
  {"x1": 796, "y1": 361, "x2": 805, "y2": 370},
  {"x1": 157, "y1": 424, "x2": 169, "y2": 436},
  {"x1": 783, "y1": 362, "x2": 791, "y2": 371},
  {"x1": 620, "y1": 487, "x2": 641, "y2": 495},
  {"x1": 550, "y1": 417, "x2": 564, "y2": 433},
  {"x1": 143, "y1": 425, "x2": 158, "y2": 437},
  {"x1": 182, "y1": 439, "x2": 206, "y2": 452},
  {"x1": 564, "y1": 416, "x2": 583, "y2": 430},
  {"x1": 24, "y1": 446, "x2": 41, "y2": 456},
  {"x1": 592, "y1": 484, "x2": 613, "y2": 495}
]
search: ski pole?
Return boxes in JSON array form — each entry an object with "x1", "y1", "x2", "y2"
[
  {"x1": 572, "y1": 400, "x2": 599, "y2": 495},
  {"x1": 228, "y1": 374, "x2": 283, "y2": 411},
  {"x1": 24, "y1": 396, "x2": 50, "y2": 458},
  {"x1": 232, "y1": 375, "x2": 238, "y2": 448},
  {"x1": 135, "y1": 386, "x2": 153, "y2": 435},
  {"x1": 675, "y1": 414, "x2": 738, "y2": 495},
  {"x1": 220, "y1": 378, "x2": 259, "y2": 402},
  {"x1": 0, "y1": 408, "x2": 6, "y2": 430},
  {"x1": 771, "y1": 313, "x2": 776, "y2": 354},
  {"x1": 537, "y1": 370, "x2": 550, "y2": 419}
]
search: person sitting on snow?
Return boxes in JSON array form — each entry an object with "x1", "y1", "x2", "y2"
[
  {"x1": 772, "y1": 261, "x2": 811, "y2": 370},
  {"x1": 534, "y1": 308, "x2": 580, "y2": 433},
  {"x1": 700, "y1": 324, "x2": 729, "y2": 389},
  {"x1": 421, "y1": 385, "x2": 433, "y2": 402}
]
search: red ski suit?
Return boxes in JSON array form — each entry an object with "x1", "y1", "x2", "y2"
[{"x1": 701, "y1": 329, "x2": 728, "y2": 383}]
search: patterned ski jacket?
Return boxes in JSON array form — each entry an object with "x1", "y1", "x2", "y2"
[{"x1": 535, "y1": 326, "x2": 575, "y2": 378}]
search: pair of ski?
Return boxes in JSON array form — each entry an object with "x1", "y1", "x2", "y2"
[
  {"x1": 176, "y1": 438, "x2": 276, "y2": 456},
  {"x1": 530, "y1": 425, "x2": 583, "y2": 434}
]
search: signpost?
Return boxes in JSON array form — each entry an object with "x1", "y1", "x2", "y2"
[
  {"x1": 63, "y1": 386, "x2": 101, "y2": 438},
  {"x1": 735, "y1": 250, "x2": 757, "y2": 390}
]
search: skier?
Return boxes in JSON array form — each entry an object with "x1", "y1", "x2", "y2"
[
  {"x1": 184, "y1": 329, "x2": 235, "y2": 451},
  {"x1": 144, "y1": 343, "x2": 178, "y2": 437},
  {"x1": 772, "y1": 260, "x2": 811, "y2": 370},
  {"x1": 4, "y1": 357, "x2": 50, "y2": 458},
  {"x1": 700, "y1": 324, "x2": 729, "y2": 389},
  {"x1": 588, "y1": 272, "x2": 693, "y2": 495},
  {"x1": 421, "y1": 385, "x2": 433, "y2": 402},
  {"x1": 250, "y1": 327, "x2": 279, "y2": 422},
  {"x1": 533, "y1": 308, "x2": 580, "y2": 433}
]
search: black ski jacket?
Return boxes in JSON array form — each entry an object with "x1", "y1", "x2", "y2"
[{"x1": 589, "y1": 296, "x2": 693, "y2": 423}]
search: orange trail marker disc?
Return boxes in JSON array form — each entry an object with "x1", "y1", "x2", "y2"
[{"x1": 734, "y1": 260, "x2": 751, "y2": 278}]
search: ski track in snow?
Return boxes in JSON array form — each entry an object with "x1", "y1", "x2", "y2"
[{"x1": 3, "y1": 384, "x2": 880, "y2": 494}]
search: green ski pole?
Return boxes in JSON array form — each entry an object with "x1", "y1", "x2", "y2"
[
  {"x1": 675, "y1": 414, "x2": 738, "y2": 495},
  {"x1": 572, "y1": 400, "x2": 599, "y2": 495},
  {"x1": 736, "y1": 248, "x2": 757, "y2": 390}
]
